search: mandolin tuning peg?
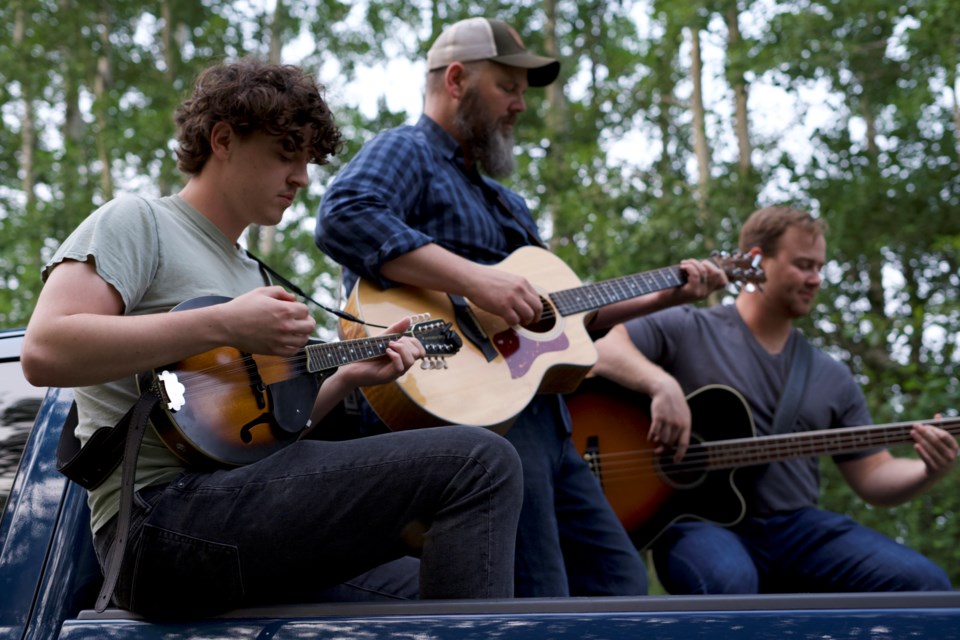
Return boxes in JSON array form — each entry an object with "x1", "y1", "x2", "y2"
[{"x1": 421, "y1": 357, "x2": 447, "y2": 370}]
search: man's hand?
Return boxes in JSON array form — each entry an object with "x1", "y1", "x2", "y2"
[
  {"x1": 912, "y1": 416, "x2": 959, "y2": 480},
  {"x1": 222, "y1": 286, "x2": 317, "y2": 356},
  {"x1": 648, "y1": 376, "x2": 693, "y2": 462},
  {"x1": 463, "y1": 265, "x2": 544, "y2": 327},
  {"x1": 673, "y1": 258, "x2": 729, "y2": 304},
  {"x1": 337, "y1": 316, "x2": 426, "y2": 388}
]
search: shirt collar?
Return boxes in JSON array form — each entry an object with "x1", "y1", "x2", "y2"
[{"x1": 416, "y1": 114, "x2": 462, "y2": 161}]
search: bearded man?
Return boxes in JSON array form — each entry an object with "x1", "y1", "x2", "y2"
[{"x1": 316, "y1": 17, "x2": 723, "y2": 598}]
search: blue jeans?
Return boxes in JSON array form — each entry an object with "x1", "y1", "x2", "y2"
[
  {"x1": 93, "y1": 426, "x2": 522, "y2": 617},
  {"x1": 651, "y1": 508, "x2": 952, "y2": 594},
  {"x1": 506, "y1": 396, "x2": 648, "y2": 597}
]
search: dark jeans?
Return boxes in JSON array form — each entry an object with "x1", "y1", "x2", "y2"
[
  {"x1": 652, "y1": 507, "x2": 952, "y2": 594},
  {"x1": 505, "y1": 396, "x2": 648, "y2": 597},
  {"x1": 93, "y1": 426, "x2": 522, "y2": 617},
  {"x1": 354, "y1": 393, "x2": 648, "y2": 597}
]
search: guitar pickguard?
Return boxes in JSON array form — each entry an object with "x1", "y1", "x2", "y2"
[{"x1": 493, "y1": 328, "x2": 570, "y2": 379}]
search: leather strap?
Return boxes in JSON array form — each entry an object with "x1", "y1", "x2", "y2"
[
  {"x1": 94, "y1": 388, "x2": 161, "y2": 613},
  {"x1": 244, "y1": 249, "x2": 385, "y2": 329},
  {"x1": 771, "y1": 334, "x2": 813, "y2": 435}
]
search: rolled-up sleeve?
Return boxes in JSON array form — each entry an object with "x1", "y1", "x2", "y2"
[{"x1": 316, "y1": 128, "x2": 435, "y2": 289}]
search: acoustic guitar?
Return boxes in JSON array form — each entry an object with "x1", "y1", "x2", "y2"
[
  {"x1": 141, "y1": 295, "x2": 462, "y2": 467},
  {"x1": 567, "y1": 376, "x2": 960, "y2": 550},
  {"x1": 341, "y1": 246, "x2": 764, "y2": 431}
]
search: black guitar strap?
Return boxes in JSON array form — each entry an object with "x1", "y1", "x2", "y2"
[
  {"x1": 55, "y1": 386, "x2": 162, "y2": 611},
  {"x1": 93, "y1": 387, "x2": 162, "y2": 613},
  {"x1": 243, "y1": 249, "x2": 387, "y2": 329},
  {"x1": 771, "y1": 333, "x2": 813, "y2": 435},
  {"x1": 468, "y1": 169, "x2": 547, "y2": 251}
]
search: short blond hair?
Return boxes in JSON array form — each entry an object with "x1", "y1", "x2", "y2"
[{"x1": 739, "y1": 206, "x2": 827, "y2": 256}]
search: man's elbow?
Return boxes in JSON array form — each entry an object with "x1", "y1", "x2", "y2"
[{"x1": 20, "y1": 339, "x2": 63, "y2": 388}]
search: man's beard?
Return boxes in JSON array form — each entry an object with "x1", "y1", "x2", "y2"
[{"x1": 453, "y1": 87, "x2": 516, "y2": 179}]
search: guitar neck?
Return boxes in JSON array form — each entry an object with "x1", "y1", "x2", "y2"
[
  {"x1": 700, "y1": 418, "x2": 960, "y2": 471},
  {"x1": 549, "y1": 266, "x2": 686, "y2": 317},
  {"x1": 303, "y1": 333, "x2": 403, "y2": 373}
]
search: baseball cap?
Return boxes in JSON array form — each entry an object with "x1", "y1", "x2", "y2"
[{"x1": 426, "y1": 17, "x2": 560, "y2": 87}]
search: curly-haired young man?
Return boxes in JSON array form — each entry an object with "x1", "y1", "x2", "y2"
[{"x1": 23, "y1": 59, "x2": 522, "y2": 617}]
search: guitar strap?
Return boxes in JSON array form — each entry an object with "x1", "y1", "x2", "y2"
[
  {"x1": 467, "y1": 167, "x2": 547, "y2": 251},
  {"x1": 243, "y1": 249, "x2": 388, "y2": 329},
  {"x1": 93, "y1": 387, "x2": 162, "y2": 613},
  {"x1": 55, "y1": 386, "x2": 162, "y2": 612},
  {"x1": 771, "y1": 332, "x2": 814, "y2": 435}
]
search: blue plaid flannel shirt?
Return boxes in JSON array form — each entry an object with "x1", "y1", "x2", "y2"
[{"x1": 315, "y1": 115, "x2": 543, "y2": 294}]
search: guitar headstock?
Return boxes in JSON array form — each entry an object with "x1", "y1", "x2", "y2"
[
  {"x1": 409, "y1": 317, "x2": 464, "y2": 370},
  {"x1": 710, "y1": 250, "x2": 766, "y2": 288}
]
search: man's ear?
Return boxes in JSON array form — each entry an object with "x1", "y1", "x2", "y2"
[
  {"x1": 209, "y1": 121, "x2": 235, "y2": 158},
  {"x1": 444, "y1": 62, "x2": 468, "y2": 100}
]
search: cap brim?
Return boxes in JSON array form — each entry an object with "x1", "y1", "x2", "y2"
[{"x1": 491, "y1": 53, "x2": 560, "y2": 87}]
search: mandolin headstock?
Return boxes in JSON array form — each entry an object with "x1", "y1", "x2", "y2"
[{"x1": 409, "y1": 317, "x2": 464, "y2": 370}]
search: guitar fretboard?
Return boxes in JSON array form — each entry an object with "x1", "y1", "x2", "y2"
[
  {"x1": 303, "y1": 334, "x2": 401, "y2": 373},
  {"x1": 550, "y1": 267, "x2": 686, "y2": 316},
  {"x1": 700, "y1": 419, "x2": 960, "y2": 471}
]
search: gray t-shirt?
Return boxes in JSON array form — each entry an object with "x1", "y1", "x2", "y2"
[
  {"x1": 624, "y1": 304, "x2": 874, "y2": 515},
  {"x1": 42, "y1": 194, "x2": 266, "y2": 532}
]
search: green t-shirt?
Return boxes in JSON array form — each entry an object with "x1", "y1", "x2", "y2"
[{"x1": 43, "y1": 194, "x2": 266, "y2": 533}]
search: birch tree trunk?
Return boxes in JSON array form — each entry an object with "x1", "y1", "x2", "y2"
[
  {"x1": 94, "y1": 6, "x2": 114, "y2": 201},
  {"x1": 689, "y1": 27, "x2": 712, "y2": 239},
  {"x1": 13, "y1": 3, "x2": 35, "y2": 209}
]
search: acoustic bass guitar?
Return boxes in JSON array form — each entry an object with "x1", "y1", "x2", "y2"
[
  {"x1": 567, "y1": 376, "x2": 960, "y2": 550},
  {"x1": 341, "y1": 245, "x2": 764, "y2": 431},
  {"x1": 140, "y1": 295, "x2": 462, "y2": 467}
]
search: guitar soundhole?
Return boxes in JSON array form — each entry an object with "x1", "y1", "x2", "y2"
[
  {"x1": 522, "y1": 296, "x2": 558, "y2": 334},
  {"x1": 656, "y1": 435, "x2": 708, "y2": 490}
]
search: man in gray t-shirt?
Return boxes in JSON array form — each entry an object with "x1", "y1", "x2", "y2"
[{"x1": 590, "y1": 205, "x2": 956, "y2": 594}]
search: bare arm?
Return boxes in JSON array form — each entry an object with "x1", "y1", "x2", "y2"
[
  {"x1": 838, "y1": 421, "x2": 958, "y2": 507},
  {"x1": 592, "y1": 324, "x2": 692, "y2": 460},
  {"x1": 22, "y1": 259, "x2": 316, "y2": 387}
]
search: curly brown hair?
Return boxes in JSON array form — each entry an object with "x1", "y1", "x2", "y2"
[
  {"x1": 174, "y1": 59, "x2": 343, "y2": 175},
  {"x1": 739, "y1": 205, "x2": 828, "y2": 257}
]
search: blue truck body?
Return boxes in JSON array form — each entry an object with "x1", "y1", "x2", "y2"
[{"x1": 2, "y1": 328, "x2": 959, "y2": 639}]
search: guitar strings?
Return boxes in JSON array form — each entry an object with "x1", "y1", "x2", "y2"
[
  {"x1": 581, "y1": 421, "x2": 960, "y2": 487},
  {"x1": 537, "y1": 257, "x2": 759, "y2": 325},
  {"x1": 159, "y1": 332, "x2": 412, "y2": 396}
]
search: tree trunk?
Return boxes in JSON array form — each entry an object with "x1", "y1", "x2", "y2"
[
  {"x1": 543, "y1": 0, "x2": 566, "y2": 250},
  {"x1": 94, "y1": 6, "x2": 113, "y2": 201},
  {"x1": 726, "y1": 7, "x2": 751, "y2": 177},
  {"x1": 689, "y1": 27, "x2": 712, "y2": 242},
  {"x1": 248, "y1": 0, "x2": 286, "y2": 256},
  {"x1": 13, "y1": 3, "x2": 35, "y2": 209}
]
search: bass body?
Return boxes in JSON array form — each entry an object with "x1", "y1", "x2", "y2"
[
  {"x1": 568, "y1": 377, "x2": 755, "y2": 550},
  {"x1": 567, "y1": 377, "x2": 960, "y2": 550}
]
